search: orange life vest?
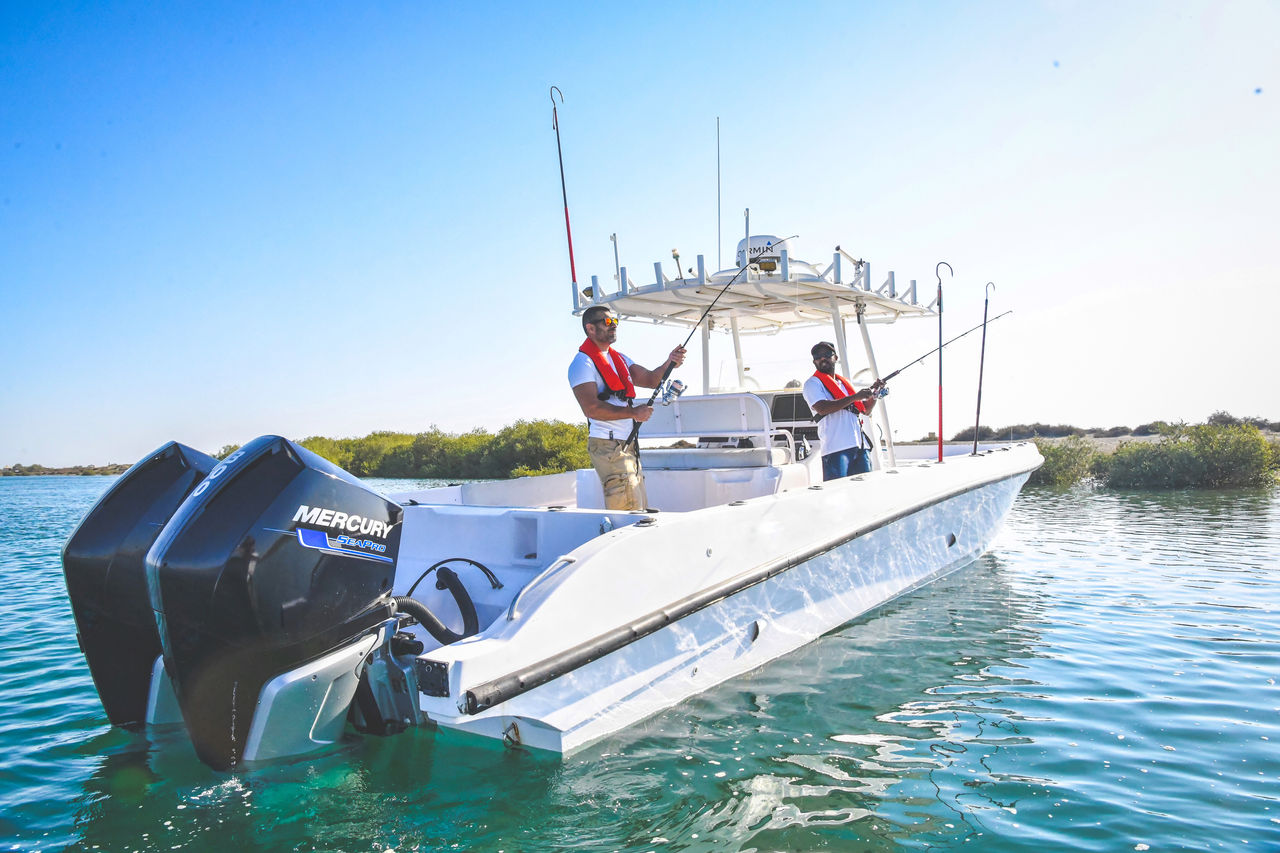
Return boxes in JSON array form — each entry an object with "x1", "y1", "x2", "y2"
[
  {"x1": 812, "y1": 371, "x2": 868, "y2": 414},
  {"x1": 580, "y1": 339, "x2": 636, "y2": 401}
]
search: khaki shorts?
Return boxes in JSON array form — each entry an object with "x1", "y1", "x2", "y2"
[{"x1": 587, "y1": 437, "x2": 647, "y2": 511}]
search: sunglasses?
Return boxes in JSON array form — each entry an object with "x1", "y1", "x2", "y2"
[
  {"x1": 591, "y1": 316, "x2": 619, "y2": 328},
  {"x1": 813, "y1": 351, "x2": 836, "y2": 360}
]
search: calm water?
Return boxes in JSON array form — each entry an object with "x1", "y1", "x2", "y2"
[{"x1": 1, "y1": 476, "x2": 1277, "y2": 852}]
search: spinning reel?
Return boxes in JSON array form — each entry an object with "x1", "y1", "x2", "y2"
[
  {"x1": 850, "y1": 369, "x2": 890, "y2": 399},
  {"x1": 658, "y1": 379, "x2": 687, "y2": 406}
]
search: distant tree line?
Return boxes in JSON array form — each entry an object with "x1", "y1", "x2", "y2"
[
  {"x1": 945, "y1": 410, "x2": 1280, "y2": 443},
  {"x1": 215, "y1": 419, "x2": 590, "y2": 479},
  {"x1": 0, "y1": 463, "x2": 130, "y2": 477}
]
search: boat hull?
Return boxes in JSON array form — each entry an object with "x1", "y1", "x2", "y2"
[{"x1": 417, "y1": 450, "x2": 1034, "y2": 752}]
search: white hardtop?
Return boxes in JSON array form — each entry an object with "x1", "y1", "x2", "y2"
[{"x1": 574, "y1": 236, "x2": 937, "y2": 333}]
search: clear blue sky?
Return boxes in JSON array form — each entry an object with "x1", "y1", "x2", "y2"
[{"x1": 2, "y1": 1, "x2": 1276, "y2": 466}]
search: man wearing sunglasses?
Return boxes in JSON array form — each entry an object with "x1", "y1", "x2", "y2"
[
  {"x1": 802, "y1": 341, "x2": 884, "y2": 481},
  {"x1": 569, "y1": 305, "x2": 687, "y2": 510}
]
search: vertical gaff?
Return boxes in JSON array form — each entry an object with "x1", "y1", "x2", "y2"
[
  {"x1": 550, "y1": 87, "x2": 577, "y2": 292},
  {"x1": 935, "y1": 262, "x2": 953, "y2": 463}
]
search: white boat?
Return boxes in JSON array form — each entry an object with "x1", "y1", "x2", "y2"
[{"x1": 61, "y1": 234, "x2": 1041, "y2": 770}]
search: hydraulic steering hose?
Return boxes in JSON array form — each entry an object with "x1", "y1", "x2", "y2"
[{"x1": 394, "y1": 567, "x2": 479, "y2": 645}]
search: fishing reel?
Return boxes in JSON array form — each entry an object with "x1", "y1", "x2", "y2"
[
  {"x1": 659, "y1": 379, "x2": 687, "y2": 406},
  {"x1": 852, "y1": 368, "x2": 890, "y2": 399}
]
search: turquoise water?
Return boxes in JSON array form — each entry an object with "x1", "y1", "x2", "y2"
[{"x1": 1, "y1": 476, "x2": 1277, "y2": 852}]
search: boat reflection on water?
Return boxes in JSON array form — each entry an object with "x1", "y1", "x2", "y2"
[{"x1": 563, "y1": 550, "x2": 1045, "y2": 851}]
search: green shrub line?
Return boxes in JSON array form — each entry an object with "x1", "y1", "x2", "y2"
[
  {"x1": 2, "y1": 422, "x2": 590, "y2": 478},
  {"x1": 212, "y1": 420, "x2": 592, "y2": 481},
  {"x1": 0, "y1": 462, "x2": 131, "y2": 477},
  {"x1": 1031, "y1": 422, "x2": 1280, "y2": 490},
  {"x1": 949, "y1": 411, "x2": 1280, "y2": 442}
]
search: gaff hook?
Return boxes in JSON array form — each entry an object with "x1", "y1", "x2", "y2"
[
  {"x1": 935, "y1": 261, "x2": 953, "y2": 288},
  {"x1": 933, "y1": 261, "x2": 953, "y2": 463},
  {"x1": 549, "y1": 86, "x2": 563, "y2": 128}
]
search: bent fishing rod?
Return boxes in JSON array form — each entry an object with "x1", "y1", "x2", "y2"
[
  {"x1": 622, "y1": 236, "x2": 798, "y2": 452},
  {"x1": 877, "y1": 309, "x2": 1012, "y2": 386}
]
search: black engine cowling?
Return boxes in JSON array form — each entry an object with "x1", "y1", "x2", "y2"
[
  {"x1": 144, "y1": 435, "x2": 401, "y2": 770},
  {"x1": 62, "y1": 442, "x2": 218, "y2": 726}
]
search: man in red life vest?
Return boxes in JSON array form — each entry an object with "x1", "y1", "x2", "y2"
[
  {"x1": 569, "y1": 306, "x2": 687, "y2": 511},
  {"x1": 802, "y1": 341, "x2": 884, "y2": 481}
]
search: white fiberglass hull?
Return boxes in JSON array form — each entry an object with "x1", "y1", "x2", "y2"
[{"x1": 411, "y1": 445, "x2": 1037, "y2": 752}]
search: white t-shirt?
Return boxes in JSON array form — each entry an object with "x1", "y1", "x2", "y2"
[
  {"x1": 802, "y1": 374, "x2": 865, "y2": 455},
  {"x1": 568, "y1": 350, "x2": 638, "y2": 439}
]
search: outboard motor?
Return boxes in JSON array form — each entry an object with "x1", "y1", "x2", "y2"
[
  {"x1": 62, "y1": 442, "x2": 218, "y2": 727},
  {"x1": 145, "y1": 435, "x2": 401, "y2": 770}
]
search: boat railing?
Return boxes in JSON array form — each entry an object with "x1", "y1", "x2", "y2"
[{"x1": 507, "y1": 557, "x2": 576, "y2": 621}]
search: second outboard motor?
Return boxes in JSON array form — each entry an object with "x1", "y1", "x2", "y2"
[
  {"x1": 62, "y1": 442, "x2": 217, "y2": 726},
  {"x1": 145, "y1": 435, "x2": 402, "y2": 770}
]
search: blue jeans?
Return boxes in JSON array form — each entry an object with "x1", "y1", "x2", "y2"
[{"x1": 822, "y1": 447, "x2": 871, "y2": 481}]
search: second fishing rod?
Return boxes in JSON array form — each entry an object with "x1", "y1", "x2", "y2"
[{"x1": 876, "y1": 310, "x2": 1013, "y2": 388}]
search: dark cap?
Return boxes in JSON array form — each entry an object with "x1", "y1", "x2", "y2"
[{"x1": 811, "y1": 341, "x2": 837, "y2": 357}]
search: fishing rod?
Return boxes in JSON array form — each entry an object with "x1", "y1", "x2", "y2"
[
  {"x1": 878, "y1": 309, "x2": 1012, "y2": 386},
  {"x1": 971, "y1": 282, "x2": 996, "y2": 455},
  {"x1": 622, "y1": 236, "x2": 798, "y2": 452},
  {"x1": 550, "y1": 86, "x2": 577, "y2": 290}
]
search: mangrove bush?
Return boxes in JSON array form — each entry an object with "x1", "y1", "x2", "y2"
[
  {"x1": 1030, "y1": 436, "x2": 1100, "y2": 487},
  {"x1": 1026, "y1": 422, "x2": 1278, "y2": 489},
  {"x1": 1098, "y1": 423, "x2": 1279, "y2": 489}
]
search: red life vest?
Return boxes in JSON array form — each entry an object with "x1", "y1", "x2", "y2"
[
  {"x1": 579, "y1": 339, "x2": 636, "y2": 400},
  {"x1": 813, "y1": 370, "x2": 868, "y2": 414}
]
